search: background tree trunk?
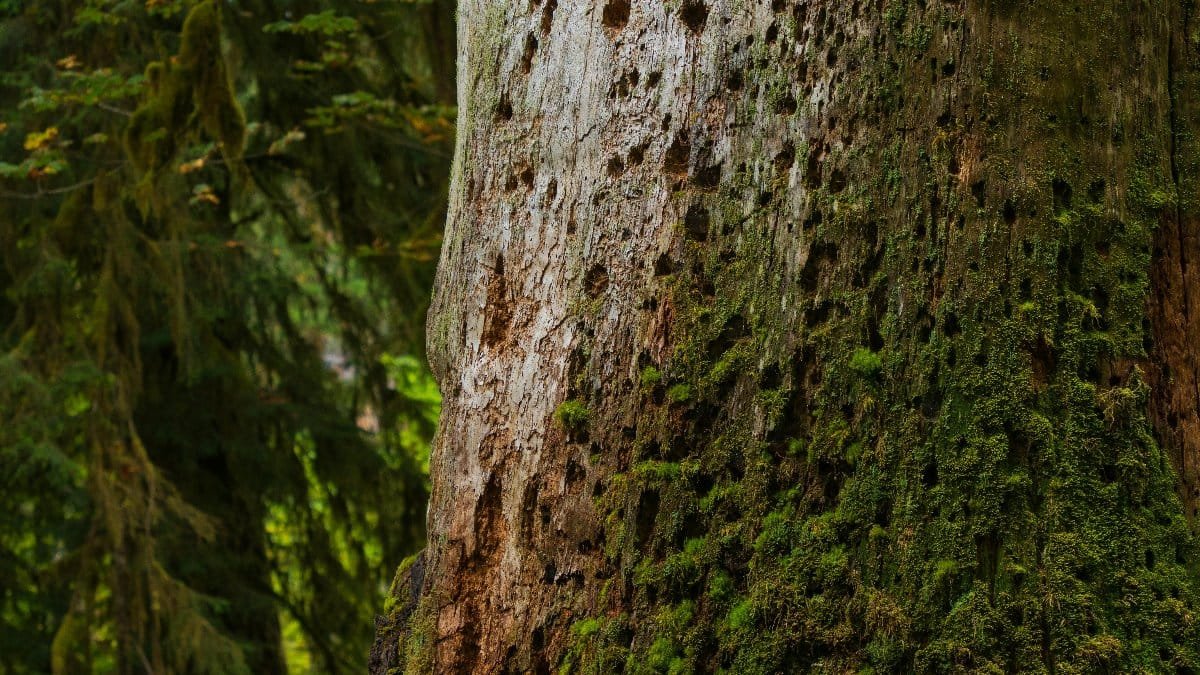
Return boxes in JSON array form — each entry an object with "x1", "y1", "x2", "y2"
[{"x1": 375, "y1": 1, "x2": 1200, "y2": 672}]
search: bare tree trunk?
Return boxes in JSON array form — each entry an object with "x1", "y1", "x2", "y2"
[{"x1": 375, "y1": 1, "x2": 1200, "y2": 672}]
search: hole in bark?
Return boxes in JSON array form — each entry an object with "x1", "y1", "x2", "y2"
[
  {"x1": 761, "y1": 364, "x2": 783, "y2": 389},
  {"x1": 765, "y1": 21, "x2": 778, "y2": 43},
  {"x1": 804, "y1": 301, "x2": 836, "y2": 328},
  {"x1": 943, "y1": 312, "x2": 961, "y2": 338},
  {"x1": 774, "y1": 142, "x2": 795, "y2": 173},
  {"x1": 635, "y1": 490, "x2": 661, "y2": 548},
  {"x1": 540, "y1": 0, "x2": 557, "y2": 34},
  {"x1": 727, "y1": 69, "x2": 744, "y2": 91},
  {"x1": 483, "y1": 255, "x2": 512, "y2": 348},
  {"x1": 1060, "y1": 243, "x2": 1084, "y2": 290},
  {"x1": 663, "y1": 133, "x2": 690, "y2": 177},
  {"x1": 1003, "y1": 199, "x2": 1017, "y2": 224},
  {"x1": 584, "y1": 264, "x2": 609, "y2": 298},
  {"x1": 1030, "y1": 335, "x2": 1056, "y2": 386},
  {"x1": 1092, "y1": 286, "x2": 1110, "y2": 329},
  {"x1": 776, "y1": 93, "x2": 798, "y2": 115},
  {"x1": 804, "y1": 148, "x2": 823, "y2": 189},
  {"x1": 1088, "y1": 179, "x2": 1106, "y2": 204},
  {"x1": 474, "y1": 473, "x2": 506, "y2": 560},
  {"x1": 708, "y1": 314, "x2": 749, "y2": 359},
  {"x1": 678, "y1": 0, "x2": 709, "y2": 34},
  {"x1": 520, "y1": 166, "x2": 535, "y2": 189},
  {"x1": 971, "y1": 179, "x2": 986, "y2": 207},
  {"x1": 654, "y1": 254, "x2": 675, "y2": 276},
  {"x1": 803, "y1": 208, "x2": 823, "y2": 231},
  {"x1": 692, "y1": 163, "x2": 722, "y2": 189},
  {"x1": 922, "y1": 460, "x2": 939, "y2": 487},
  {"x1": 521, "y1": 33, "x2": 538, "y2": 73},
  {"x1": 601, "y1": 0, "x2": 629, "y2": 30},
  {"x1": 627, "y1": 142, "x2": 648, "y2": 167},
  {"x1": 1052, "y1": 178, "x2": 1072, "y2": 213},
  {"x1": 665, "y1": 435, "x2": 690, "y2": 462},
  {"x1": 496, "y1": 95, "x2": 513, "y2": 121},
  {"x1": 684, "y1": 203, "x2": 711, "y2": 241},
  {"x1": 520, "y1": 483, "x2": 538, "y2": 539},
  {"x1": 800, "y1": 241, "x2": 839, "y2": 292},
  {"x1": 607, "y1": 155, "x2": 626, "y2": 177},
  {"x1": 647, "y1": 71, "x2": 662, "y2": 88}
]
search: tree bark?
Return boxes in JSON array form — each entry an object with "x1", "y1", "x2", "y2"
[{"x1": 376, "y1": 1, "x2": 1200, "y2": 672}]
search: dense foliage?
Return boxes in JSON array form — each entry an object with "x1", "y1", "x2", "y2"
[{"x1": 0, "y1": 0, "x2": 453, "y2": 672}]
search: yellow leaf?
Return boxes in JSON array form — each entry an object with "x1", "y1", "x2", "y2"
[
  {"x1": 27, "y1": 165, "x2": 57, "y2": 180},
  {"x1": 190, "y1": 188, "x2": 220, "y2": 206},
  {"x1": 178, "y1": 157, "x2": 206, "y2": 174},
  {"x1": 23, "y1": 127, "x2": 58, "y2": 151},
  {"x1": 55, "y1": 54, "x2": 81, "y2": 70},
  {"x1": 0, "y1": 122, "x2": 8, "y2": 134}
]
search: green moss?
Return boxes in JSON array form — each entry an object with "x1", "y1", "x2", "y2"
[
  {"x1": 726, "y1": 599, "x2": 754, "y2": 632},
  {"x1": 554, "y1": 400, "x2": 589, "y2": 432},
  {"x1": 640, "y1": 366, "x2": 663, "y2": 388},
  {"x1": 400, "y1": 595, "x2": 436, "y2": 675},
  {"x1": 633, "y1": 460, "x2": 682, "y2": 484},
  {"x1": 666, "y1": 383, "x2": 692, "y2": 403},
  {"x1": 571, "y1": 618, "x2": 603, "y2": 639},
  {"x1": 849, "y1": 347, "x2": 883, "y2": 378}
]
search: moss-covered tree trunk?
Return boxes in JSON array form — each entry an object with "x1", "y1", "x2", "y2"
[{"x1": 374, "y1": 0, "x2": 1200, "y2": 671}]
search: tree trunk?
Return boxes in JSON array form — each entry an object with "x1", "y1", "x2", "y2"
[{"x1": 375, "y1": 1, "x2": 1200, "y2": 672}]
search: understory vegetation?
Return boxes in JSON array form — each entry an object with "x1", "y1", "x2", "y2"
[{"x1": 0, "y1": 1, "x2": 453, "y2": 672}]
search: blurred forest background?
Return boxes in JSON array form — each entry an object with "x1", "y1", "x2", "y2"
[{"x1": 0, "y1": 0, "x2": 454, "y2": 672}]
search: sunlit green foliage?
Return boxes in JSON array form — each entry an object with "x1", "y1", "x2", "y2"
[{"x1": 0, "y1": 0, "x2": 453, "y2": 672}]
